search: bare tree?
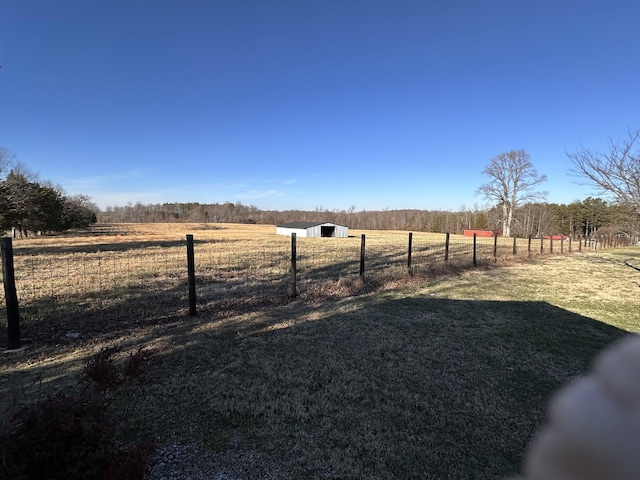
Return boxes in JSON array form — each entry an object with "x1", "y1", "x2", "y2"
[
  {"x1": 0, "y1": 147, "x2": 16, "y2": 177},
  {"x1": 567, "y1": 129, "x2": 640, "y2": 216},
  {"x1": 477, "y1": 150, "x2": 547, "y2": 237}
]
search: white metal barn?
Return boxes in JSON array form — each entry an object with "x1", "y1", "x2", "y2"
[{"x1": 275, "y1": 221, "x2": 349, "y2": 238}]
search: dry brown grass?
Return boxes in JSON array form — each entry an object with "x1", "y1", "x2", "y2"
[
  {"x1": 1, "y1": 224, "x2": 638, "y2": 479},
  {"x1": 11, "y1": 223, "x2": 564, "y2": 257},
  {"x1": 5, "y1": 224, "x2": 550, "y2": 334}
]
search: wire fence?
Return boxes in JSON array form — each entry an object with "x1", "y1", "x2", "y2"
[{"x1": 1, "y1": 231, "x2": 636, "y2": 346}]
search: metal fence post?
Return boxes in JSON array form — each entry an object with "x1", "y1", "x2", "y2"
[
  {"x1": 186, "y1": 234, "x2": 197, "y2": 316},
  {"x1": 291, "y1": 233, "x2": 297, "y2": 297},
  {"x1": 473, "y1": 233, "x2": 477, "y2": 267},
  {"x1": 444, "y1": 232, "x2": 450, "y2": 267},
  {"x1": 360, "y1": 234, "x2": 366, "y2": 279},
  {"x1": 407, "y1": 232, "x2": 413, "y2": 275},
  {"x1": 2, "y1": 237, "x2": 21, "y2": 349}
]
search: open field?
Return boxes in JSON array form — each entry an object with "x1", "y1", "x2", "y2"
[
  {"x1": 1, "y1": 223, "x2": 585, "y2": 332},
  {"x1": 1, "y1": 224, "x2": 639, "y2": 478}
]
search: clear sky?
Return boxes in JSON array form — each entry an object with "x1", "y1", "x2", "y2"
[{"x1": 1, "y1": 1, "x2": 638, "y2": 212}]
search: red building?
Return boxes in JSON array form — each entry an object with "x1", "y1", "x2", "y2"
[{"x1": 463, "y1": 229, "x2": 501, "y2": 237}]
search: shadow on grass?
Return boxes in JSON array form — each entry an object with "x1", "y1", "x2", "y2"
[
  {"x1": 118, "y1": 295, "x2": 626, "y2": 479},
  {"x1": 0, "y1": 250, "x2": 633, "y2": 479}
]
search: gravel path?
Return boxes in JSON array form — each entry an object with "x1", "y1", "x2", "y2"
[{"x1": 146, "y1": 443, "x2": 295, "y2": 480}]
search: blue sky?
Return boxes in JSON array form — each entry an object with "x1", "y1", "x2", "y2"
[{"x1": 1, "y1": 1, "x2": 639, "y2": 212}]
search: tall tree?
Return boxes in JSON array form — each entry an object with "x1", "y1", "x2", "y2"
[
  {"x1": 577, "y1": 197, "x2": 611, "y2": 236},
  {"x1": 0, "y1": 168, "x2": 97, "y2": 234},
  {"x1": 0, "y1": 169, "x2": 39, "y2": 234},
  {"x1": 476, "y1": 150, "x2": 547, "y2": 237},
  {"x1": 567, "y1": 129, "x2": 640, "y2": 216},
  {"x1": 22, "y1": 185, "x2": 65, "y2": 232},
  {"x1": 60, "y1": 194, "x2": 98, "y2": 229},
  {"x1": 0, "y1": 148, "x2": 16, "y2": 227},
  {"x1": 0, "y1": 147, "x2": 16, "y2": 174}
]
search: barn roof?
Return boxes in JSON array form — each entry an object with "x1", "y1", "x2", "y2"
[{"x1": 277, "y1": 221, "x2": 346, "y2": 229}]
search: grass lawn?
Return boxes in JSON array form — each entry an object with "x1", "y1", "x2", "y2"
[{"x1": 2, "y1": 228, "x2": 639, "y2": 479}]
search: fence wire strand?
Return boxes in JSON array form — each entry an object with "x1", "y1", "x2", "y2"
[{"x1": 0, "y1": 232, "x2": 631, "y2": 337}]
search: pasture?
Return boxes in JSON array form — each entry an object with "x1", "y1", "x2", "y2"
[
  {"x1": 0, "y1": 223, "x2": 579, "y2": 330},
  {"x1": 1, "y1": 223, "x2": 639, "y2": 479}
]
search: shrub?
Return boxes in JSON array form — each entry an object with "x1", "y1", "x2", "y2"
[{"x1": 0, "y1": 347, "x2": 156, "y2": 480}]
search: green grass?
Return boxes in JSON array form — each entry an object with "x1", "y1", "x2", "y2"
[
  {"x1": 2, "y1": 242, "x2": 639, "y2": 479},
  {"x1": 120, "y1": 295, "x2": 627, "y2": 479},
  {"x1": 126, "y1": 248, "x2": 639, "y2": 478}
]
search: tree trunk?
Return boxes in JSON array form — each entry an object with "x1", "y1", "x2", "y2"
[{"x1": 502, "y1": 204, "x2": 511, "y2": 237}]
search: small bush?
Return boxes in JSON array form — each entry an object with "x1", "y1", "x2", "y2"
[
  {"x1": 123, "y1": 346, "x2": 155, "y2": 383},
  {"x1": 0, "y1": 347, "x2": 156, "y2": 480},
  {"x1": 83, "y1": 348, "x2": 123, "y2": 391},
  {"x1": 82, "y1": 346, "x2": 154, "y2": 392}
]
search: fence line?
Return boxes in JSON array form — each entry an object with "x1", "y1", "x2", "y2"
[{"x1": 1, "y1": 231, "x2": 638, "y2": 348}]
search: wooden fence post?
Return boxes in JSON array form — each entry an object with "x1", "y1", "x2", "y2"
[
  {"x1": 407, "y1": 232, "x2": 413, "y2": 275},
  {"x1": 568, "y1": 236, "x2": 572, "y2": 253},
  {"x1": 360, "y1": 234, "x2": 366, "y2": 279},
  {"x1": 186, "y1": 234, "x2": 197, "y2": 316},
  {"x1": 540, "y1": 237, "x2": 544, "y2": 255},
  {"x1": 560, "y1": 237, "x2": 564, "y2": 254},
  {"x1": 512, "y1": 236, "x2": 517, "y2": 256},
  {"x1": 290, "y1": 233, "x2": 297, "y2": 297},
  {"x1": 473, "y1": 233, "x2": 477, "y2": 267},
  {"x1": 493, "y1": 232, "x2": 498, "y2": 262},
  {"x1": 527, "y1": 235, "x2": 532, "y2": 257},
  {"x1": 550, "y1": 237, "x2": 554, "y2": 254},
  {"x1": 444, "y1": 232, "x2": 450, "y2": 267},
  {"x1": 2, "y1": 237, "x2": 21, "y2": 349}
]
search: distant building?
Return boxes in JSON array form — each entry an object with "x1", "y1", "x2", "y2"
[
  {"x1": 463, "y1": 229, "x2": 501, "y2": 237},
  {"x1": 275, "y1": 221, "x2": 348, "y2": 238}
]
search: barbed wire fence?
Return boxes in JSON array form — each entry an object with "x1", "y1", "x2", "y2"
[{"x1": 1, "y1": 232, "x2": 637, "y2": 348}]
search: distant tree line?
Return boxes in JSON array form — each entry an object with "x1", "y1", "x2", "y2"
[
  {"x1": 9, "y1": 125, "x2": 640, "y2": 239},
  {"x1": 99, "y1": 137, "x2": 639, "y2": 238},
  {"x1": 0, "y1": 148, "x2": 98, "y2": 237},
  {"x1": 477, "y1": 140, "x2": 640, "y2": 239},
  {"x1": 96, "y1": 197, "x2": 638, "y2": 238}
]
